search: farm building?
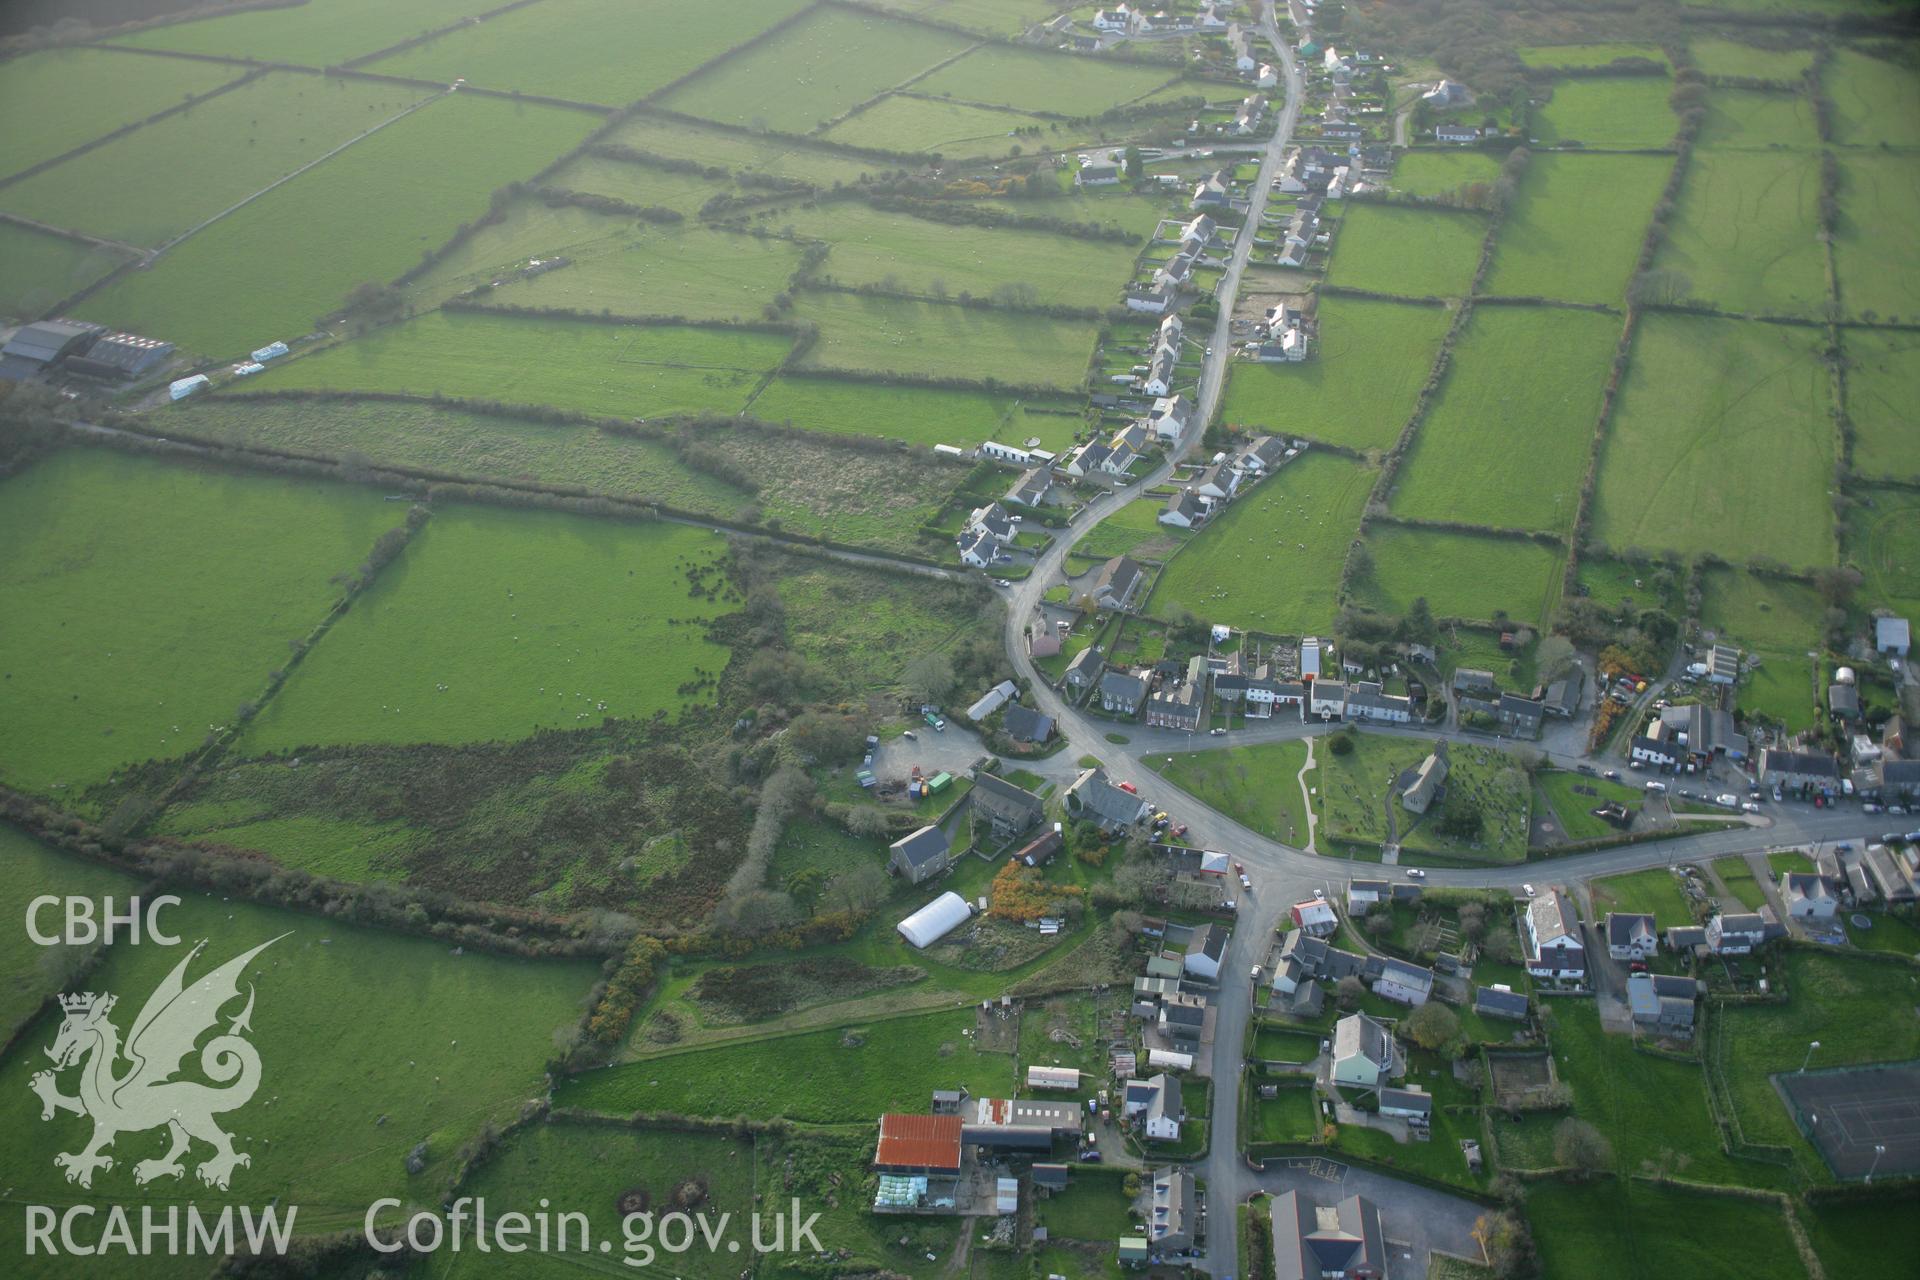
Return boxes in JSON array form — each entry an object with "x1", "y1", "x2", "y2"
[
  {"x1": 890, "y1": 825, "x2": 952, "y2": 884},
  {"x1": 1002, "y1": 703, "x2": 1054, "y2": 744},
  {"x1": 970, "y1": 771, "x2": 1045, "y2": 840},
  {"x1": 168, "y1": 374, "x2": 210, "y2": 400},
  {"x1": 63, "y1": 331, "x2": 173, "y2": 380},
  {"x1": 874, "y1": 1113, "x2": 964, "y2": 1175},
  {"x1": 967, "y1": 679, "x2": 1019, "y2": 721},
  {"x1": 1877, "y1": 616, "x2": 1910, "y2": 657},
  {"x1": 0, "y1": 318, "x2": 102, "y2": 377},
  {"x1": 1025, "y1": 1066, "x2": 1080, "y2": 1092},
  {"x1": 896, "y1": 891, "x2": 972, "y2": 949}
]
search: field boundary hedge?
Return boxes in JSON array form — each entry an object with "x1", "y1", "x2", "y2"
[{"x1": 336, "y1": 0, "x2": 545, "y2": 71}]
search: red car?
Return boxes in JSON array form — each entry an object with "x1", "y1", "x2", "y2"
[
  {"x1": 1118, "y1": 781, "x2": 1138, "y2": 795},
  {"x1": 1171, "y1": 823, "x2": 1189, "y2": 839},
  {"x1": 1629, "y1": 961, "x2": 1649, "y2": 974}
]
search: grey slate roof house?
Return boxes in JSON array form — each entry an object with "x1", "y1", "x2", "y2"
[
  {"x1": 1063, "y1": 767, "x2": 1149, "y2": 829},
  {"x1": 1089, "y1": 555, "x2": 1145, "y2": 611},
  {"x1": 970, "y1": 771, "x2": 1046, "y2": 841},
  {"x1": 1270, "y1": 1191, "x2": 1385, "y2": 1280},
  {"x1": 1099, "y1": 669, "x2": 1148, "y2": 716},
  {"x1": 1606, "y1": 912, "x2": 1657, "y2": 960},
  {"x1": 889, "y1": 825, "x2": 951, "y2": 884},
  {"x1": 1148, "y1": 1168, "x2": 1194, "y2": 1253},
  {"x1": 1064, "y1": 645, "x2": 1102, "y2": 689},
  {"x1": 1474, "y1": 985, "x2": 1529, "y2": 1020},
  {"x1": 1001, "y1": 703, "x2": 1054, "y2": 744},
  {"x1": 1626, "y1": 972, "x2": 1698, "y2": 1037}
]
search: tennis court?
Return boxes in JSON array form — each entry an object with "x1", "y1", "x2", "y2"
[{"x1": 1777, "y1": 1062, "x2": 1920, "y2": 1180}]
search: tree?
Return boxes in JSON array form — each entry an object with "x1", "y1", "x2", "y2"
[
  {"x1": 1533, "y1": 635, "x2": 1576, "y2": 682},
  {"x1": 1336, "y1": 975, "x2": 1365, "y2": 1009},
  {"x1": 1403, "y1": 596, "x2": 1436, "y2": 644},
  {"x1": 1457, "y1": 901, "x2": 1488, "y2": 943},
  {"x1": 1124, "y1": 145, "x2": 1143, "y2": 179},
  {"x1": 904, "y1": 651, "x2": 956, "y2": 706},
  {"x1": 1405, "y1": 1000, "x2": 1461, "y2": 1054},
  {"x1": 1552, "y1": 1117, "x2": 1612, "y2": 1178},
  {"x1": 1484, "y1": 925, "x2": 1520, "y2": 965},
  {"x1": 1365, "y1": 913, "x2": 1393, "y2": 940},
  {"x1": 1474, "y1": 1210, "x2": 1537, "y2": 1280},
  {"x1": 1813, "y1": 565, "x2": 1863, "y2": 608},
  {"x1": 1347, "y1": 540, "x2": 1374, "y2": 581},
  {"x1": 845, "y1": 805, "x2": 891, "y2": 839}
]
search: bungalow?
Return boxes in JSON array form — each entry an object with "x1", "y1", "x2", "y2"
[
  {"x1": 890, "y1": 825, "x2": 952, "y2": 885},
  {"x1": 1005, "y1": 467, "x2": 1053, "y2": 509},
  {"x1": 1434, "y1": 124, "x2": 1480, "y2": 144},
  {"x1": 1780, "y1": 872, "x2": 1840, "y2": 920},
  {"x1": 971, "y1": 771, "x2": 1046, "y2": 841},
  {"x1": 1605, "y1": 912, "x2": 1657, "y2": 961},
  {"x1": 1319, "y1": 122, "x2": 1364, "y2": 141},
  {"x1": 1124, "y1": 1073, "x2": 1184, "y2": 1140},
  {"x1": 1474, "y1": 985, "x2": 1529, "y2": 1021},
  {"x1": 1063, "y1": 766, "x2": 1150, "y2": 829},
  {"x1": 1064, "y1": 646, "x2": 1103, "y2": 690},
  {"x1": 1524, "y1": 889, "x2": 1586, "y2": 985},
  {"x1": 1179, "y1": 213, "x2": 1218, "y2": 249},
  {"x1": 1400, "y1": 744, "x2": 1449, "y2": 815},
  {"x1": 1876, "y1": 615, "x2": 1911, "y2": 657},
  {"x1": 1330, "y1": 1013, "x2": 1393, "y2": 1088},
  {"x1": 1378, "y1": 1086, "x2": 1432, "y2": 1125},
  {"x1": 1148, "y1": 1168, "x2": 1195, "y2": 1254},
  {"x1": 958, "y1": 529, "x2": 1003, "y2": 569},
  {"x1": 1705, "y1": 910, "x2": 1771, "y2": 955},
  {"x1": 1372, "y1": 957, "x2": 1434, "y2": 1007},
  {"x1": 1236, "y1": 434, "x2": 1290, "y2": 476},
  {"x1": 1184, "y1": 922, "x2": 1230, "y2": 980},
  {"x1": 1149, "y1": 393, "x2": 1193, "y2": 442},
  {"x1": 1015, "y1": 826, "x2": 1062, "y2": 867},
  {"x1": 1090, "y1": 555, "x2": 1146, "y2": 610},
  {"x1": 1160, "y1": 490, "x2": 1207, "y2": 529},
  {"x1": 1190, "y1": 171, "x2": 1232, "y2": 210},
  {"x1": 1077, "y1": 159, "x2": 1121, "y2": 187},
  {"x1": 1626, "y1": 972, "x2": 1697, "y2": 1038},
  {"x1": 1291, "y1": 898, "x2": 1339, "y2": 937},
  {"x1": 1100, "y1": 669, "x2": 1149, "y2": 716},
  {"x1": 1003, "y1": 703, "x2": 1054, "y2": 744}
]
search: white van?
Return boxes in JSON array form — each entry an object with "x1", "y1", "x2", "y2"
[{"x1": 1644, "y1": 780, "x2": 1668, "y2": 793}]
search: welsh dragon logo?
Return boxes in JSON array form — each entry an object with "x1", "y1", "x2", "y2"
[{"x1": 29, "y1": 935, "x2": 285, "y2": 1191}]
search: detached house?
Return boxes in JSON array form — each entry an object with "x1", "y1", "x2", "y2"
[
  {"x1": 1372, "y1": 957, "x2": 1434, "y2": 1007},
  {"x1": 1149, "y1": 393, "x2": 1193, "y2": 443},
  {"x1": 1524, "y1": 889, "x2": 1586, "y2": 985},
  {"x1": 1063, "y1": 766, "x2": 1150, "y2": 829},
  {"x1": 1781, "y1": 872, "x2": 1840, "y2": 920},
  {"x1": 1190, "y1": 170, "x2": 1231, "y2": 210},
  {"x1": 1705, "y1": 910, "x2": 1772, "y2": 955},
  {"x1": 890, "y1": 825, "x2": 951, "y2": 884},
  {"x1": 1161, "y1": 490, "x2": 1208, "y2": 529},
  {"x1": 958, "y1": 528, "x2": 1004, "y2": 569},
  {"x1": 1627, "y1": 972, "x2": 1697, "y2": 1038},
  {"x1": 1064, "y1": 645, "x2": 1102, "y2": 691},
  {"x1": 1330, "y1": 1013, "x2": 1393, "y2": 1088},
  {"x1": 1089, "y1": 555, "x2": 1146, "y2": 611},
  {"x1": 1179, "y1": 213, "x2": 1217, "y2": 249},
  {"x1": 970, "y1": 771, "x2": 1046, "y2": 841},
  {"x1": 1184, "y1": 922, "x2": 1229, "y2": 980},
  {"x1": 1099, "y1": 669, "x2": 1148, "y2": 716},
  {"x1": 1005, "y1": 467, "x2": 1052, "y2": 509},
  {"x1": 1123, "y1": 1073, "x2": 1183, "y2": 1140},
  {"x1": 1605, "y1": 912, "x2": 1657, "y2": 961}
]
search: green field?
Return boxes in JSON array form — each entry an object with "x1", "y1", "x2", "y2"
[
  {"x1": 0, "y1": 828, "x2": 140, "y2": 1034},
  {"x1": 1800, "y1": 1197, "x2": 1920, "y2": 1280},
  {"x1": 255, "y1": 310, "x2": 789, "y2": 418},
  {"x1": 1592, "y1": 314, "x2": 1835, "y2": 567},
  {"x1": 0, "y1": 47, "x2": 238, "y2": 181},
  {"x1": 242, "y1": 506, "x2": 733, "y2": 751},
  {"x1": 911, "y1": 43, "x2": 1174, "y2": 116},
  {"x1": 790, "y1": 289, "x2": 1100, "y2": 390},
  {"x1": 1834, "y1": 151, "x2": 1920, "y2": 324},
  {"x1": 660, "y1": 6, "x2": 973, "y2": 133},
  {"x1": 601, "y1": 111, "x2": 884, "y2": 187},
  {"x1": 557, "y1": 1006, "x2": 1017, "y2": 1122},
  {"x1": 1252, "y1": 1024, "x2": 1324, "y2": 1063},
  {"x1": 1535, "y1": 771, "x2": 1648, "y2": 843},
  {"x1": 75, "y1": 94, "x2": 599, "y2": 356},
  {"x1": 1826, "y1": 47, "x2": 1920, "y2": 148},
  {"x1": 1695, "y1": 87, "x2": 1820, "y2": 150},
  {"x1": 1528, "y1": 1180, "x2": 1802, "y2": 1280},
  {"x1": 0, "y1": 222, "x2": 131, "y2": 318},
  {"x1": 1391, "y1": 149, "x2": 1504, "y2": 200},
  {"x1": 1588, "y1": 866, "x2": 1695, "y2": 928},
  {"x1": 0, "y1": 450, "x2": 400, "y2": 795},
  {"x1": 1357, "y1": 526, "x2": 1566, "y2": 628},
  {"x1": 1033, "y1": 1167, "x2": 1135, "y2": 1241},
  {"x1": 1390, "y1": 305, "x2": 1618, "y2": 533},
  {"x1": 1712, "y1": 855, "x2": 1766, "y2": 909},
  {"x1": 1846, "y1": 486, "x2": 1920, "y2": 621},
  {"x1": 549, "y1": 151, "x2": 730, "y2": 216},
  {"x1": 1655, "y1": 149, "x2": 1827, "y2": 316},
  {"x1": 1482, "y1": 153, "x2": 1673, "y2": 305},
  {"x1": 1699, "y1": 568, "x2": 1824, "y2": 653},
  {"x1": 369, "y1": 0, "x2": 808, "y2": 106},
  {"x1": 0, "y1": 880, "x2": 595, "y2": 1252},
  {"x1": 749, "y1": 376, "x2": 1079, "y2": 450},
  {"x1": 1738, "y1": 651, "x2": 1819, "y2": 734},
  {"x1": 1689, "y1": 39, "x2": 1813, "y2": 82},
  {"x1": 1532, "y1": 77, "x2": 1677, "y2": 149},
  {"x1": 1159, "y1": 741, "x2": 1312, "y2": 846},
  {"x1": 1324, "y1": 203, "x2": 1484, "y2": 298},
  {"x1": 1147, "y1": 450, "x2": 1375, "y2": 635},
  {"x1": 0, "y1": 73, "x2": 427, "y2": 247},
  {"x1": 1249, "y1": 1082, "x2": 1319, "y2": 1145},
  {"x1": 775, "y1": 552, "x2": 995, "y2": 700},
  {"x1": 1318, "y1": 733, "x2": 1533, "y2": 863},
  {"x1": 1518, "y1": 44, "x2": 1668, "y2": 70},
  {"x1": 1217, "y1": 298, "x2": 1454, "y2": 450},
  {"x1": 111, "y1": 0, "x2": 500, "y2": 65},
  {"x1": 825, "y1": 93, "x2": 1047, "y2": 156},
  {"x1": 1845, "y1": 328, "x2": 1920, "y2": 482}
]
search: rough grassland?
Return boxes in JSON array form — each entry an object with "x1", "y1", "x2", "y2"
[
  {"x1": 1159, "y1": 742, "x2": 1311, "y2": 846},
  {"x1": 1699, "y1": 568, "x2": 1824, "y2": 653},
  {"x1": 912, "y1": 44, "x2": 1175, "y2": 116},
  {"x1": 790, "y1": 289, "x2": 1100, "y2": 389},
  {"x1": 1482, "y1": 153, "x2": 1672, "y2": 305},
  {"x1": 0, "y1": 47, "x2": 237, "y2": 181},
  {"x1": 602, "y1": 112, "x2": 882, "y2": 186},
  {"x1": 1532, "y1": 77, "x2": 1676, "y2": 149},
  {"x1": 1655, "y1": 149, "x2": 1827, "y2": 317},
  {"x1": 1518, "y1": 44, "x2": 1668, "y2": 70},
  {"x1": 1147, "y1": 450, "x2": 1375, "y2": 635},
  {"x1": 1527, "y1": 1180, "x2": 1802, "y2": 1280},
  {"x1": 111, "y1": 0, "x2": 497, "y2": 65},
  {"x1": 1844, "y1": 328, "x2": 1920, "y2": 483},
  {"x1": 1, "y1": 74, "x2": 426, "y2": 247},
  {"x1": 1324, "y1": 203, "x2": 1485, "y2": 299},
  {"x1": 1390, "y1": 306, "x2": 1618, "y2": 533},
  {"x1": 1846, "y1": 486, "x2": 1920, "y2": 621},
  {"x1": 243, "y1": 507, "x2": 733, "y2": 751},
  {"x1": 1826, "y1": 48, "x2": 1920, "y2": 148},
  {"x1": 1391, "y1": 149, "x2": 1503, "y2": 199},
  {"x1": 1217, "y1": 298, "x2": 1453, "y2": 450},
  {"x1": 0, "y1": 222, "x2": 130, "y2": 317},
  {"x1": 256, "y1": 311, "x2": 789, "y2": 418},
  {"x1": 1834, "y1": 151, "x2": 1920, "y2": 324},
  {"x1": 548, "y1": 151, "x2": 730, "y2": 216},
  {"x1": 749, "y1": 376, "x2": 1080, "y2": 449},
  {"x1": 826, "y1": 93, "x2": 1047, "y2": 156},
  {"x1": 0, "y1": 828, "x2": 140, "y2": 1034},
  {"x1": 75, "y1": 95, "x2": 600, "y2": 356},
  {"x1": 0, "y1": 885, "x2": 595, "y2": 1250},
  {"x1": 1689, "y1": 39, "x2": 1813, "y2": 82},
  {"x1": 0, "y1": 450, "x2": 400, "y2": 794},
  {"x1": 1357, "y1": 526, "x2": 1566, "y2": 627},
  {"x1": 369, "y1": 0, "x2": 808, "y2": 107},
  {"x1": 1592, "y1": 314, "x2": 1835, "y2": 567},
  {"x1": 661, "y1": 7, "x2": 973, "y2": 133},
  {"x1": 1695, "y1": 87, "x2": 1820, "y2": 149}
]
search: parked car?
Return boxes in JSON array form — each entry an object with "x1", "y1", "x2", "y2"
[
  {"x1": 1577, "y1": 764, "x2": 1596, "y2": 775},
  {"x1": 1313, "y1": 888, "x2": 1327, "y2": 900},
  {"x1": 1239, "y1": 873, "x2": 1253, "y2": 890},
  {"x1": 1603, "y1": 769, "x2": 1620, "y2": 780},
  {"x1": 1715, "y1": 793, "x2": 1739, "y2": 808},
  {"x1": 1629, "y1": 960, "x2": 1649, "y2": 974},
  {"x1": 1210, "y1": 727, "x2": 1227, "y2": 736},
  {"x1": 902, "y1": 729, "x2": 916, "y2": 740},
  {"x1": 1405, "y1": 868, "x2": 1426, "y2": 879},
  {"x1": 1742, "y1": 802, "x2": 1761, "y2": 814},
  {"x1": 1522, "y1": 883, "x2": 1536, "y2": 897},
  {"x1": 1864, "y1": 803, "x2": 1882, "y2": 814},
  {"x1": 1171, "y1": 823, "x2": 1188, "y2": 839},
  {"x1": 1645, "y1": 780, "x2": 1668, "y2": 793},
  {"x1": 1118, "y1": 781, "x2": 1138, "y2": 795}
]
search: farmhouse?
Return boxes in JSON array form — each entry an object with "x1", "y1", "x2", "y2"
[
  {"x1": 1780, "y1": 872, "x2": 1840, "y2": 920},
  {"x1": 1064, "y1": 767, "x2": 1150, "y2": 829},
  {"x1": 1877, "y1": 616, "x2": 1911, "y2": 657},
  {"x1": 1330, "y1": 1013, "x2": 1393, "y2": 1087},
  {"x1": 1271, "y1": 1192, "x2": 1386, "y2": 1280},
  {"x1": 1474, "y1": 985, "x2": 1529, "y2": 1021},
  {"x1": 1606, "y1": 912, "x2": 1657, "y2": 961},
  {"x1": 1088, "y1": 555, "x2": 1146, "y2": 611},
  {"x1": 1372, "y1": 957, "x2": 1434, "y2": 1007},
  {"x1": 1099, "y1": 669, "x2": 1148, "y2": 716},
  {"x1": 971, "y1": 771, "x2": 1045, "y2": 841},
  {"x1": 890, "y1": 825, "x2": 952, "y2": 884},
  {"x1": 874, "y1": 1113, "x2": 964, "y2": 1175},
  {"x1": 1148, "y1": 1168, "x2": 1195, "y2": 1254},
  {"x1": 1291, "y1": 898, "x2": 1339, "y2": 937},
  {"x1": 1400, "y1": 743, "x2": 1449, "y2": 814},
  {"x1": 1123, "y1": 1073, "x2": 1184, "y2": 1140},
  {"x1": 1523, "y1": 888, "x2": 1586, "y2": 985}
]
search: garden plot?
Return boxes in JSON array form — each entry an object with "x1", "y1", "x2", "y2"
[
  {"x1": 0, "y1": 223, "x2": 132, "y2": 318},
  {"x1": 1356, "y1": 526, "x2": 1566, "y2": 628},
  {"x1": 254, "y1": 310, "x2": 789, "y2": 419},
  {"x1": 242, "y1": 506, "x2": 734, "y2": 751},
  {"x1": 1216, "y1": 297, "x2": 1453, "y2": 451},
  {"x1": 0, "y1": 450, "x2": 401, "y2": 796},
  {"x1": 1834, "y1": 151, "x2": 1920, "y2": 324},
  {"x1": 0, "y1": 73, "x2": 428, "y2": 248},
  {"x1": 1532, "y1": 76, "x2": 1677, "y2": 148},
  {"x1": 1844, "y1": 328, "x2": 1920, "y2": 483},
  {"x1": 1826, "y1": 47, "x2": 1920, "y2": 148},
  {"x1": 1147, "y1": 450, "x2": 1375, "y2": 636},
  {"x1": 368, "y1": 0, "x2": 808, "y2": 107},
  {"x1": 1481, "y1": 153, "x2": 1672, "y2": 305},
  {"x1": 748, "y1": 376, "x2": 1081, "y2": 450},
  {"x1": 1654, "y1": 150, "x2": 1827, "y2": 317},
  {"x1": 0, "y1": 47, "x2": 238, "y2": 181},
  {"x1": 825, "y1": 93, "x2": 1049, "y2": 156},
  {"x1": 789, "y1": 289, "x2": 1100, "y2": 390},
  {"x1": 1390, "y1": 305, "x2": 1618, "y2": 533},
  {"x1": 1391, "y1": 148, "x2": 1502, "y2": 200},
  {"x1": 911, "y1": 43, "x2": 1175, "y2": 116},
  {"x1": 1591, "y1": 314, "x2": 1835, "y2": 568},
  {"x1": 74, "y1": 94, "x2": 599, "y2": 356},
  {"x1": 111, "y1": 0, "x2": 501, "y2": 65},
  {"x1": 1323, "y1": 203, "x2": 1485, "y2": 299},
  {"x1": 1695, "y1": 87, "x2": 1820, "y2": 150},
  {"x1": 660, "y1": 7, "x2": 974, "y2": 134}
]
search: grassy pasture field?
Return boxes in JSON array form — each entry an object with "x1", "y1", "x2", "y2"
[
  {"x1": 1217, "y1": 298, "x2": 1453, "y2": 450},
  {"x1": 1574, "y1": 556, "x2": 1674, "y2": 612},
  {"x1": 1826, "y1": 47, "x2": 1920, "y2": 148},
  {"x1": 0, "y1": 881, "x2": 595, "y2": 1254},
  {"x1": 75, "y1": 95, "x2": 600, "y2": 356},
  {"x1": 1695, "y1": 87, "x2": 1820, "y2": 149},
  {"x1": 0, "y1": 73, "x2": 427, "y2": 248},
  {"x1": 0, "y1": 47, "x2": 239, "y2": 181},
  {"x1": 110, "y1": 0, "x2": 496, "y2": 65},
  {"x1": 0, "y1": 828, "x2": 141, "y2": 1035},
  {"x1": 1357, "y1": 526, "x2": 1566, "y2": 628},
  {"x1": 550, "y1": 151, "x2": 731, "y2": 216},
  {"x1": 255, "y1": 310, "x2": 789, "y2": 418},
  {"x1": 1833, "y1": 151, "x2": 1920, "y2": 324},
  {"x1": 1592, "y1": 314, "x2": 1835, "y2": 568},
  {"x1": 1158, "y1": 741, "x2": 1312, "y2": 846},
  {"x1": 1391, "y1": 149, "x2": 1503, "y2": 199},
  {"x1": 1689, "y1": 39, "x2": 1813, "y2": 82},
  {"x1": 1147, "y1": 450, "x2": 1375, "y2": 636},
  {"x1": 1323, "y1": 203, "x2": 1484, "y2": 298},
  {"x1": 1800, "y1": 1198, "x2": 1920, "y2": 1280},
  {"x1": 876, "y1": 0, "x2": 1071, "y2": 34},
  {"x1": 1389, "y1": 305, "x2": 1618, "y2": 533},
  {"x1": 1527, "y1": 1180, "x2": 1802, "y2": 1280},
  {"x1": 825, "y1": 92, "x2": 1047, "y2": 156},
  {"x1": 242, "y1": 507, "x2": 733, "y2": 752},
  {"x1": 0, "y1": 222, "x2": 131, "y2": 317},
  {"x1": 912, "y1": 44, "x2": 1175, "y2": 116},
  {"x1": 661, "y1": 6, "x2": 973, "y2": 133},
  {"x1": 1846, "y1": 487, "x2": 1920, "y2": 621},
  {"x1": 748, "y1": 376, "x2": 1081, "y2": 450},
  {"x1": 1518, "y1": 44, "x2": 1668, "y2": 70},
  {"x1": 1532, "y1": 77, "x2": 1676, "y2": 149},
  {"x1": 1698, "y1": 568, "x2": 1824, "y2": 653},
  {"x1": 1318, "y1": 734, "x2": 1533, "y2": 863},
  {"x1": 1655, "y1": 150, "x2": 1827, "y2": 316},
  {"x1": 1481, "y1": 153, "x2": 1672, "y2": 305},
  {"x1": 1588, "y1": 866, "x2": 1695, "y2": 928},
  {"x1": 1844, "y1": 328, "x2": 1920, "y2": 483},
  {"x1": 602, "y1": 111, "x2": 884, "y2": 186},
  {"x1": 369, "y1": 0, "x2": 808, "y2": 107},
  {"x1": 0, "y1": 450, "x2": 401, "y2": 796},
  {"x1": 789, "y1": 289, "x2": 1100, "y2": 389}
]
